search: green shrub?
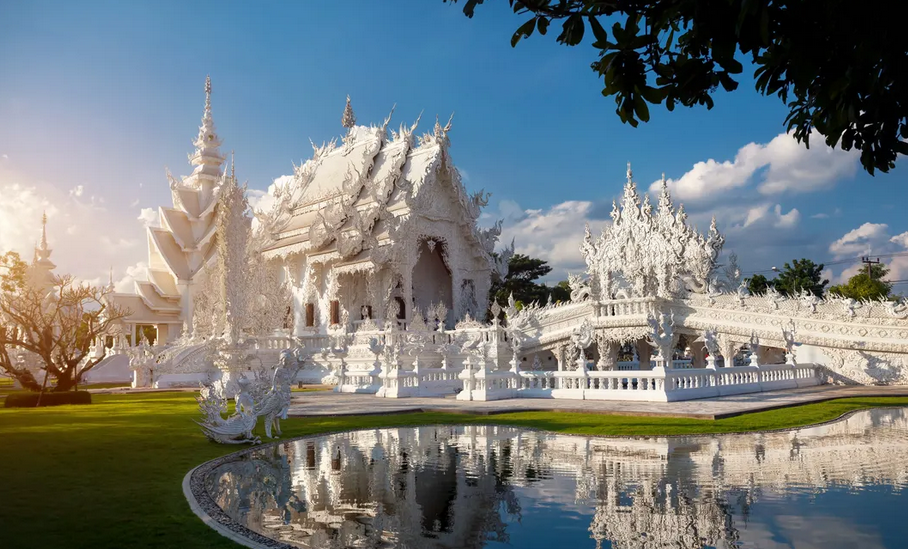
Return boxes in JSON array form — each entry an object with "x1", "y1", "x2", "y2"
[{"x1": 4, "y1": 391, "x2": 92, "y2": 408}]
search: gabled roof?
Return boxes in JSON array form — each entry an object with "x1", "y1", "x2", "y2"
[
  {"x1": 258, "y1": 113, "x2": 492, "y2": 264},
  {"x1": 110, "y1": 293, "x2": 182, "y2": 324}
]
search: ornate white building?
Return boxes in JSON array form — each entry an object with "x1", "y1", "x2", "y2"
[
  {"x1": 256, "y1": 98, "x2": 508, "y2": 334},
  {"x1": 114, "y1": 80, "x2": 908, "y2": 396}
]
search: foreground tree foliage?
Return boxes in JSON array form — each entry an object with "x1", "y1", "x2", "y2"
[
  {"x1": 447, "y1": 0, "x2": 908, "y2": 174},
  {"x1": 0, "y1": 252, "x2": 129, "y2": 392},
  {"x1": 828, "y1": 264, "x2": 893, "y2": 301}
]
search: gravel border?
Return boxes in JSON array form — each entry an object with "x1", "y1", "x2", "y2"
[{"x1": 184, "y1": 405, "x2": 908, "y2": 548}]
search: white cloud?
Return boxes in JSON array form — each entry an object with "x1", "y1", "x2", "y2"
[
  {"x1": 651, "y1": 130, "x2": 858, "y2": 202},
  {"x1": 827, "y1": 223, "x2": 908, "y2": 283},
  {"x1": 811, "y1": 212, "x2": 829, "y2": 219},
  {"x1": 114, "y1": 261, "x2": 148, "y2": 293},
  {"x1": 99, "y1": 236, "x2": 138, "y2": 252},
  {"x1": 129, "y1": 199, "x2": 140, "y2": 208},
  {"x1": 740, "y1": 203, "x2": 799, "y2": 229},
  {"x1": 0, "y1": 165, "x2": 147, "y2": 288},
  {"x1": 774, "y1": 204, "x2": 800, "y2": 228},
  {"x1": 829, "y1": 222, "x2": 889, "y2": 258},
  {"x1": 890, "y1": 231, "x2": 908, "y2": 249},
  {"x1": 137, "y1": 207, "x2": 160, "y2": 228},
  {"x1": 1, "y1": 154, "x2": 8, "y2": 160},
  {"x1": 487, "y1": 199, "x2": 606, "y2": 281},
  {"x1": 0, "y1": 183, "x2": 56, "y2": 254}
]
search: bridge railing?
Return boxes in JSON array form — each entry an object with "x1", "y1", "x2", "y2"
[{"x1": 477, "y1": 363, "x2": 825, "y2": 402}]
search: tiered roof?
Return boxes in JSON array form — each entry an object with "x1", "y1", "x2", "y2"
[
  {"x1": 257, "y1": 101, "x2": 500, "y2": 272},
  {"x1": 118, "y1": 76, "x2": 228, "y2": 324}
]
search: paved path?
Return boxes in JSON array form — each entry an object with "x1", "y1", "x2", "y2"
[{"x1": 288, "y1": 385, "x2": 908, "y2": 420}]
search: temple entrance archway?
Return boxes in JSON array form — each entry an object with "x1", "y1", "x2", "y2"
[{"x1": 412, "y1": 239, "x2": 453, "y2": 320}]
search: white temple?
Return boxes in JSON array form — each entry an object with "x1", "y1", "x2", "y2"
[
  {"x1": 256, "y1": 98, "x2": 508, "y2": 333},
  {"x1": 107, "y1": 78, "x2": 908, "y2": 397}
]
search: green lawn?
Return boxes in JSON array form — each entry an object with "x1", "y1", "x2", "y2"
[{"x1": 1, "y1": 392, "x2": 906, "y2": 548}]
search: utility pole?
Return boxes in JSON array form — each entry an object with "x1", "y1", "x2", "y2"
[{"x1": 861, "y1": 256, "x2": 881, "y2": 279}]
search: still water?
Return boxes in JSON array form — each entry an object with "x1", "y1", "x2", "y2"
[{"x1": 205, "y1": 408, "x2": 908, "y2": 548}]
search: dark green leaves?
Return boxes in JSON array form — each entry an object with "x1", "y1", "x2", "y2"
[
  {"x1": 512, "y1": 17, "x2": 537, "y2": 46},
  {"x1": 448, "y1": 0, "x2": 908, "y2": 176},
  {"x1": 556, "y1": 14, "x2": 585, "y2": 45}
]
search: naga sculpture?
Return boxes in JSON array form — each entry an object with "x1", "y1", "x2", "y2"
[{"x1": 196, "y1": 347, "x2": 307, "y2": 444}]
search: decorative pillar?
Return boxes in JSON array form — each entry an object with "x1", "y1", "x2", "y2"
[
  {"x1": 457, "y1": 354, "x2": 474, "y2": 401},
  {"x1": 718, "y1": 336, "x2": 740, "y2": 368},
  {"x1": 556, "y1": 344, "x2": 566, "y2": 372},
  {"x1": 402, "y1": 265, "x2": 414, "y2": 324},
  {"x1": 596, "y1": 338, "x2": 618, "y2": 371}
]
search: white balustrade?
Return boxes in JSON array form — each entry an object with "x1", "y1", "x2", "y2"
[{"x1": 507, "y1": 363, "x2": 822, "y2": 402}]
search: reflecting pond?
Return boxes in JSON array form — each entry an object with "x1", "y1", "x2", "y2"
[{"x1": 204, "y1": 408, "x2": 908, "y2": 548}]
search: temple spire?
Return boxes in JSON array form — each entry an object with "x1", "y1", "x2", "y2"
[
  {"x1": 342, "y1": 95, "x2": 356, "y2": 129},
  {"x1": 204, "y1": 75, "x2": 212, "y2": 114},
  {"x1": 40, "y1": 211, "x2": 48, "y2": 251},
  {"x1": 626, "y1": 162, "x2": 633, "y2": 184},
  {"x1": 33, "y1": 212, "x2": 55, "y2": 271},
  {"x1": 188, "y1": 75, "x2": 225, "y2": 186}
]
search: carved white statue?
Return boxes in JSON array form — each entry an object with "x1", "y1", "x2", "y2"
[{"x1": 196, "y1": 346, "x2": 307, "y2": 444}]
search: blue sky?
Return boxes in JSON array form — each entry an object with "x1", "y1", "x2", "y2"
[{"x1": 1, "y1": 0, "x2": 906, "y2": 290}]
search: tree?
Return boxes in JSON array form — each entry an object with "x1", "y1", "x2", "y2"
[
  {"x1": 773, "y1": 258, "x2": 828, "y2": 297},
  {"x1": 549, "y1": 279, "x2": 572, "y2": 302},
  {"x1": 489, "y1": 253, "x2": 556, "y2": 308},
  {"x1": 0, "y1": 252, "x2": 129, "y2": 392},
  {"x1": 828, "y1": 263, "x2": 892, "y2": 301},
  {"x1": 447, "y1": 0, "x2": 908, "y2": 175},
  {"x1": 746, "y1": 273, "x2": 772, "y2": 295}
]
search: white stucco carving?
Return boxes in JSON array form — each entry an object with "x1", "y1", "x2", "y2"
[{"x1": 119, "y1": 86, "x2": 908, "y2": 398}]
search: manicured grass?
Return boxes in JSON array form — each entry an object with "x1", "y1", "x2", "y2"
[{"x1": 0, "y1": 392, "x2": 906, "y2": 548}]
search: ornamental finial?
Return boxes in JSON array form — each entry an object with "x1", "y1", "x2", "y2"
[
  {"x1": 341, "y1": 95, "x2": 356, "y2": 129},
  {"x1": 434, "y1": 114, "x2": 442, "y2": 136},
  {"x1": 626, "y1": 162, "x2": 633, "y2": 183},
  {"x1": 204, "y1": 75, "x2": 211, "y2": 111},
  {"x1": 230, "y1": 150, "x2": 235, "y2": 180},
  {"x1": 40, "y1": 211, "x2": 48, "y2": 249}
]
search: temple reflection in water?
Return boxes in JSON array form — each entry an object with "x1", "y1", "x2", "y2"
[{"x1": 205, "y1": 409, "x2": 908, "y2": 548}]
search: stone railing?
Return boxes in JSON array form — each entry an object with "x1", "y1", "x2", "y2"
[
  {"x1": 453, "y1": 363, "x2": 823, "y2": 402},
  {"x1": 377, "y1": 367, "x2": 420, "y2": 398},
  {"x1": 457, "y1": 366, "x2": 517, "y2": 401},
  {"x1": 416, "y1": 367, "x2": 461, "y2": 397},
  {"x1": 595, "y1": 296, "x2": 659, "y2": 318}
]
